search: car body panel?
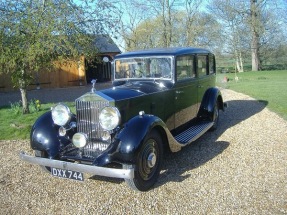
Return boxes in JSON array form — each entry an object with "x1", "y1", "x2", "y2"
[
  {"x1": 30, "y1": 112, "x2": 76, "y2": 158},
  {"x1": 173, "y1": 78, "x2": 198, "y2": 129}
]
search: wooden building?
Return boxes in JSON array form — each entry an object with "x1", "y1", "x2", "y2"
[{"x1": 0, "y1": 35, "x2": 121, "y2": 92}]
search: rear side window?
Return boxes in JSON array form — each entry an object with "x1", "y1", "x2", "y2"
[
  {"x1": 209, "y1": 54, "x2": 215, "y2": 74},
  {"x1": 197, "y1": 55, "x2": 207, "y2": 78},
  {"x1": 176, "y1": 55, "x2": 195, "y2": 81}
]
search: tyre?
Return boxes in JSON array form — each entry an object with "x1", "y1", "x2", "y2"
[
  {"x1": 35, "y1": 150, "x2": 51, "y2": 173},
  {"x1": 124, "y1": 130, "x2": 163, "y2": 191},
  {"x1": 210, "y1": 100, "x2": 219, "y2": 131}
]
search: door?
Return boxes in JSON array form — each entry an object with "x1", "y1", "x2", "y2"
[
  {"x1": 196, "y1": 55, "x2": 216, "y2": 108},
  {"x1": 174, "y1": 55, "x2": 198, "y2": 129}
]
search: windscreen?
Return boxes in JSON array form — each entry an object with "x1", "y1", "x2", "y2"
[{"x1": 114, "y1": 57, "x2": 172, "y2": 80}]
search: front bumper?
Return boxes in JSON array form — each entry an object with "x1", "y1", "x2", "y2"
[{"x1": 19, "y1": 151, "x2": 134, "y2": 179}]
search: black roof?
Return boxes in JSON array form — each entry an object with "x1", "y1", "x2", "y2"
[
  {"x1": 92, "y1": 35, "x2": 121, "y2": 53},
  {"x1": 115, "y1": 47, "x2": 211, "y2": 58}
]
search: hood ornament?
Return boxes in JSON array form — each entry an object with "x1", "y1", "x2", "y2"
[{"x1": 91, "y1": 79, "x2": 97, "y2": 93}]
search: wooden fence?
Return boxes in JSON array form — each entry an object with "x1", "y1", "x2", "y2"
[{"x1": 0, "y1": 57, "x2": 86, "y2": 92}]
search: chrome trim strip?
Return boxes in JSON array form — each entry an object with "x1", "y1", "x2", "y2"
[{"x1": 19, "y1": 152, "x2": 134, "y2": 179}]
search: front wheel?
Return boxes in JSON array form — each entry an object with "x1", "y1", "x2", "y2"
[
  {"x1": 35, "y1": 150, "x2": 51, "y2": 173},
  {"x1": 124, "y1": 130, "x2": 163, "y2": 191}
]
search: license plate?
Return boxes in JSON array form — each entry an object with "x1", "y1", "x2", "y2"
[{"x1": 51, "y1": 167, "x2": 84, "y2": 181}]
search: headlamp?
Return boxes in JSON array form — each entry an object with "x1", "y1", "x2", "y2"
[
  {"x1": 51, "y1": 103, "x2": 71, "y2": 126},
  {"x1": 99, "y1": 106, "x2": 121, "y2": 131}
]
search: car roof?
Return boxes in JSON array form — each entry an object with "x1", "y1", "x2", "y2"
[{"x1": 115, "y1": 47, "x2": 212, "y2": 59}]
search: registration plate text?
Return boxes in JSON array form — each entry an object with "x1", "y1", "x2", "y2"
[{"x1": 51, "y1": 168, "x2": 84, "y2": 181}]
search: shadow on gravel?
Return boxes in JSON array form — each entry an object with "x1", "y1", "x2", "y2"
[
  {"x1": 89, "y1": 174, "x2": 124, "y2": 184},
  {"x1": 89, "y1": 99, "x2": 268, "y2": 188},
  {"x1": 156, "y1": 99, "x2": 268, "y2": 188},
  {"x1": 88, "y1": 99, "x2": 268, "y2": 189}
]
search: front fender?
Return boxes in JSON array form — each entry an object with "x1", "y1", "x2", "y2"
[
  {"x1": 30, "y1": 111, "x2": 74, "y2": 158},
  {"x1": 113, "y1": 114, "x2": 166, "y2": 163}
]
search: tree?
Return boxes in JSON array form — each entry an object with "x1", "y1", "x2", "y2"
[
  {"x1": 119, "y1": 0, "x2": 185, "y2": 50},
  {"x1": 248, "y1": 0, "x2": 287, "y2": 70},
  {"x1": 126, "y1": 17, "x2": 167, "y2": 50},
  {"x1": 208, "y1": 0, "x2": 287, "y2": 71},
  {"x1": 249, "y1": 0, "x2": 264, "y2": 71},
  {"x1": 208, "y1": 0, "x2": 250, "y2": 72},
  {"x1": 0, "y1": 0, "x2": 120, "y2": 113},
  {"x1": 122, "y1": 0, "x2": 223, "y2": 51},
  {"x1": 117, "y1": 0, "x2": 151, "y2": 51},
  {"x1": 178, "y1": 11, "x2": 221, "y2": 49},
  {"x1": 183, "y1": 0, "x2": 203, "y2": 46},
  {"x1": 139, "y1": 0, "x2": 181, "y2": 47}
]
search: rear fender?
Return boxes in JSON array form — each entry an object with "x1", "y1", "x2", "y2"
[{"x1": 198, "y1": 87, "x2": 224, "y2": 119}]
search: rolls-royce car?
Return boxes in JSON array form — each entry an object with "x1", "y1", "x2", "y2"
[{"x1": 20, "y1": 47, "x2": 226, "y2": 191}]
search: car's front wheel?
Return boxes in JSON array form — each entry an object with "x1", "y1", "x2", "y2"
[
  {"x1": 35, "y1": 150, "x2": 51, "y2": 173},
  {"x1": 124, "y1": 130, "x2": 163, "y2": 191}
]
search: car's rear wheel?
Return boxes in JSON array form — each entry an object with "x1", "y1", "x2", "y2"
[
  {"x1": 124, "y1": 130, "x2": 163, "y2": 191},
  {"x1": 210, "y1": 100, "x2": 219, "y2": 131}
]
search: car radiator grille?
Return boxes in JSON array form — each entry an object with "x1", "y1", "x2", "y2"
[{"x1": 75, "y1": 99, "x2": 110, "y2": 159}]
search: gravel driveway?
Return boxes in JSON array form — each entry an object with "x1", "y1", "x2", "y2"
[{"x1": 0, "y1": 89, "x2": 287, "y2": 214}]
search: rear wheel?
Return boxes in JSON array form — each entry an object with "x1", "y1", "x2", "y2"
[
  {"x1": 210, "y1": 101, "x2": 219, "y2": 131},
  {"x1": 124, "y1": 130, "x2": 163, "y2": 191}
]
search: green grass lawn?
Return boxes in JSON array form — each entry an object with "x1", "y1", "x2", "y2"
[
  {"x1": 0, "y1": 102, "x2": 75, "y2": 140},
  {"x1": 217, "y1": 70, "x2": 287, "y2": 120}
]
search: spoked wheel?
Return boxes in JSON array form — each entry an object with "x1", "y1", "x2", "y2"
[
  {"x1": 210, "y1": 100, "x2": 219, "y2": 131},
  {"x1": 124, "y1": 130, "x2": 163, "y2": 191}
]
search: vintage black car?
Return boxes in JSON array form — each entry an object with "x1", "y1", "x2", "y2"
[{"x1": 20, "y1": 47, "x2": 226, "y2": 191}]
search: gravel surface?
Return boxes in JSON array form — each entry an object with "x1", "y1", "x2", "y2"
[{"x1": 0, "y1": 89, "x2": 287, "y2": 214}]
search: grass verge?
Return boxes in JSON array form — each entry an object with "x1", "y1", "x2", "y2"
[
  {"x1": 0, "y1": 102, "x2": 75, "y2": 140},
  {"x1": 217, "y1": 70, "x2": 287, "y2": 120}
]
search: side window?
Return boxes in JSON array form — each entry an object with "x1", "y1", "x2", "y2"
[
  {"x1": 197, "y1": 55, "x2": 207, "y2": 78},
  {"x1": 209, "y1": 54, "x2": 215, "y2": 74},
  {"x1": 176, "y1": 55, "x2": 195, "y2": 81}
]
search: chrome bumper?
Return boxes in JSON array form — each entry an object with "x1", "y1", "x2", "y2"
[{"x1": 19, "y1": 151, "x2": 134, "y2": 179}]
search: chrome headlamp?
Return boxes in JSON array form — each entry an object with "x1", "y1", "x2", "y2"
[
  {"x1": 99, "y1": 106, "x2": 121, "y2": 131},
  {"x1": 51, "y1": 103, "x2": 72, "y2": 126}
]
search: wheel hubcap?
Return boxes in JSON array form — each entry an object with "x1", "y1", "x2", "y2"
[
  {"x1": 138, "y1": 139, "x2": 159, "y2": 180},
  {"x1": 147, "y1": 152, "x2": 156, "y2": 168}
]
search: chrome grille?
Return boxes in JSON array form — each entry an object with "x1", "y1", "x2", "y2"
[{"x1": 76, "y1": 97, "x2": 110, "y2": 158}]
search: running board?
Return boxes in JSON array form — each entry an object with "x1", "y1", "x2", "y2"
[{"x1": 174, "y1": 121, "x2": 214, "y2": 145}]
